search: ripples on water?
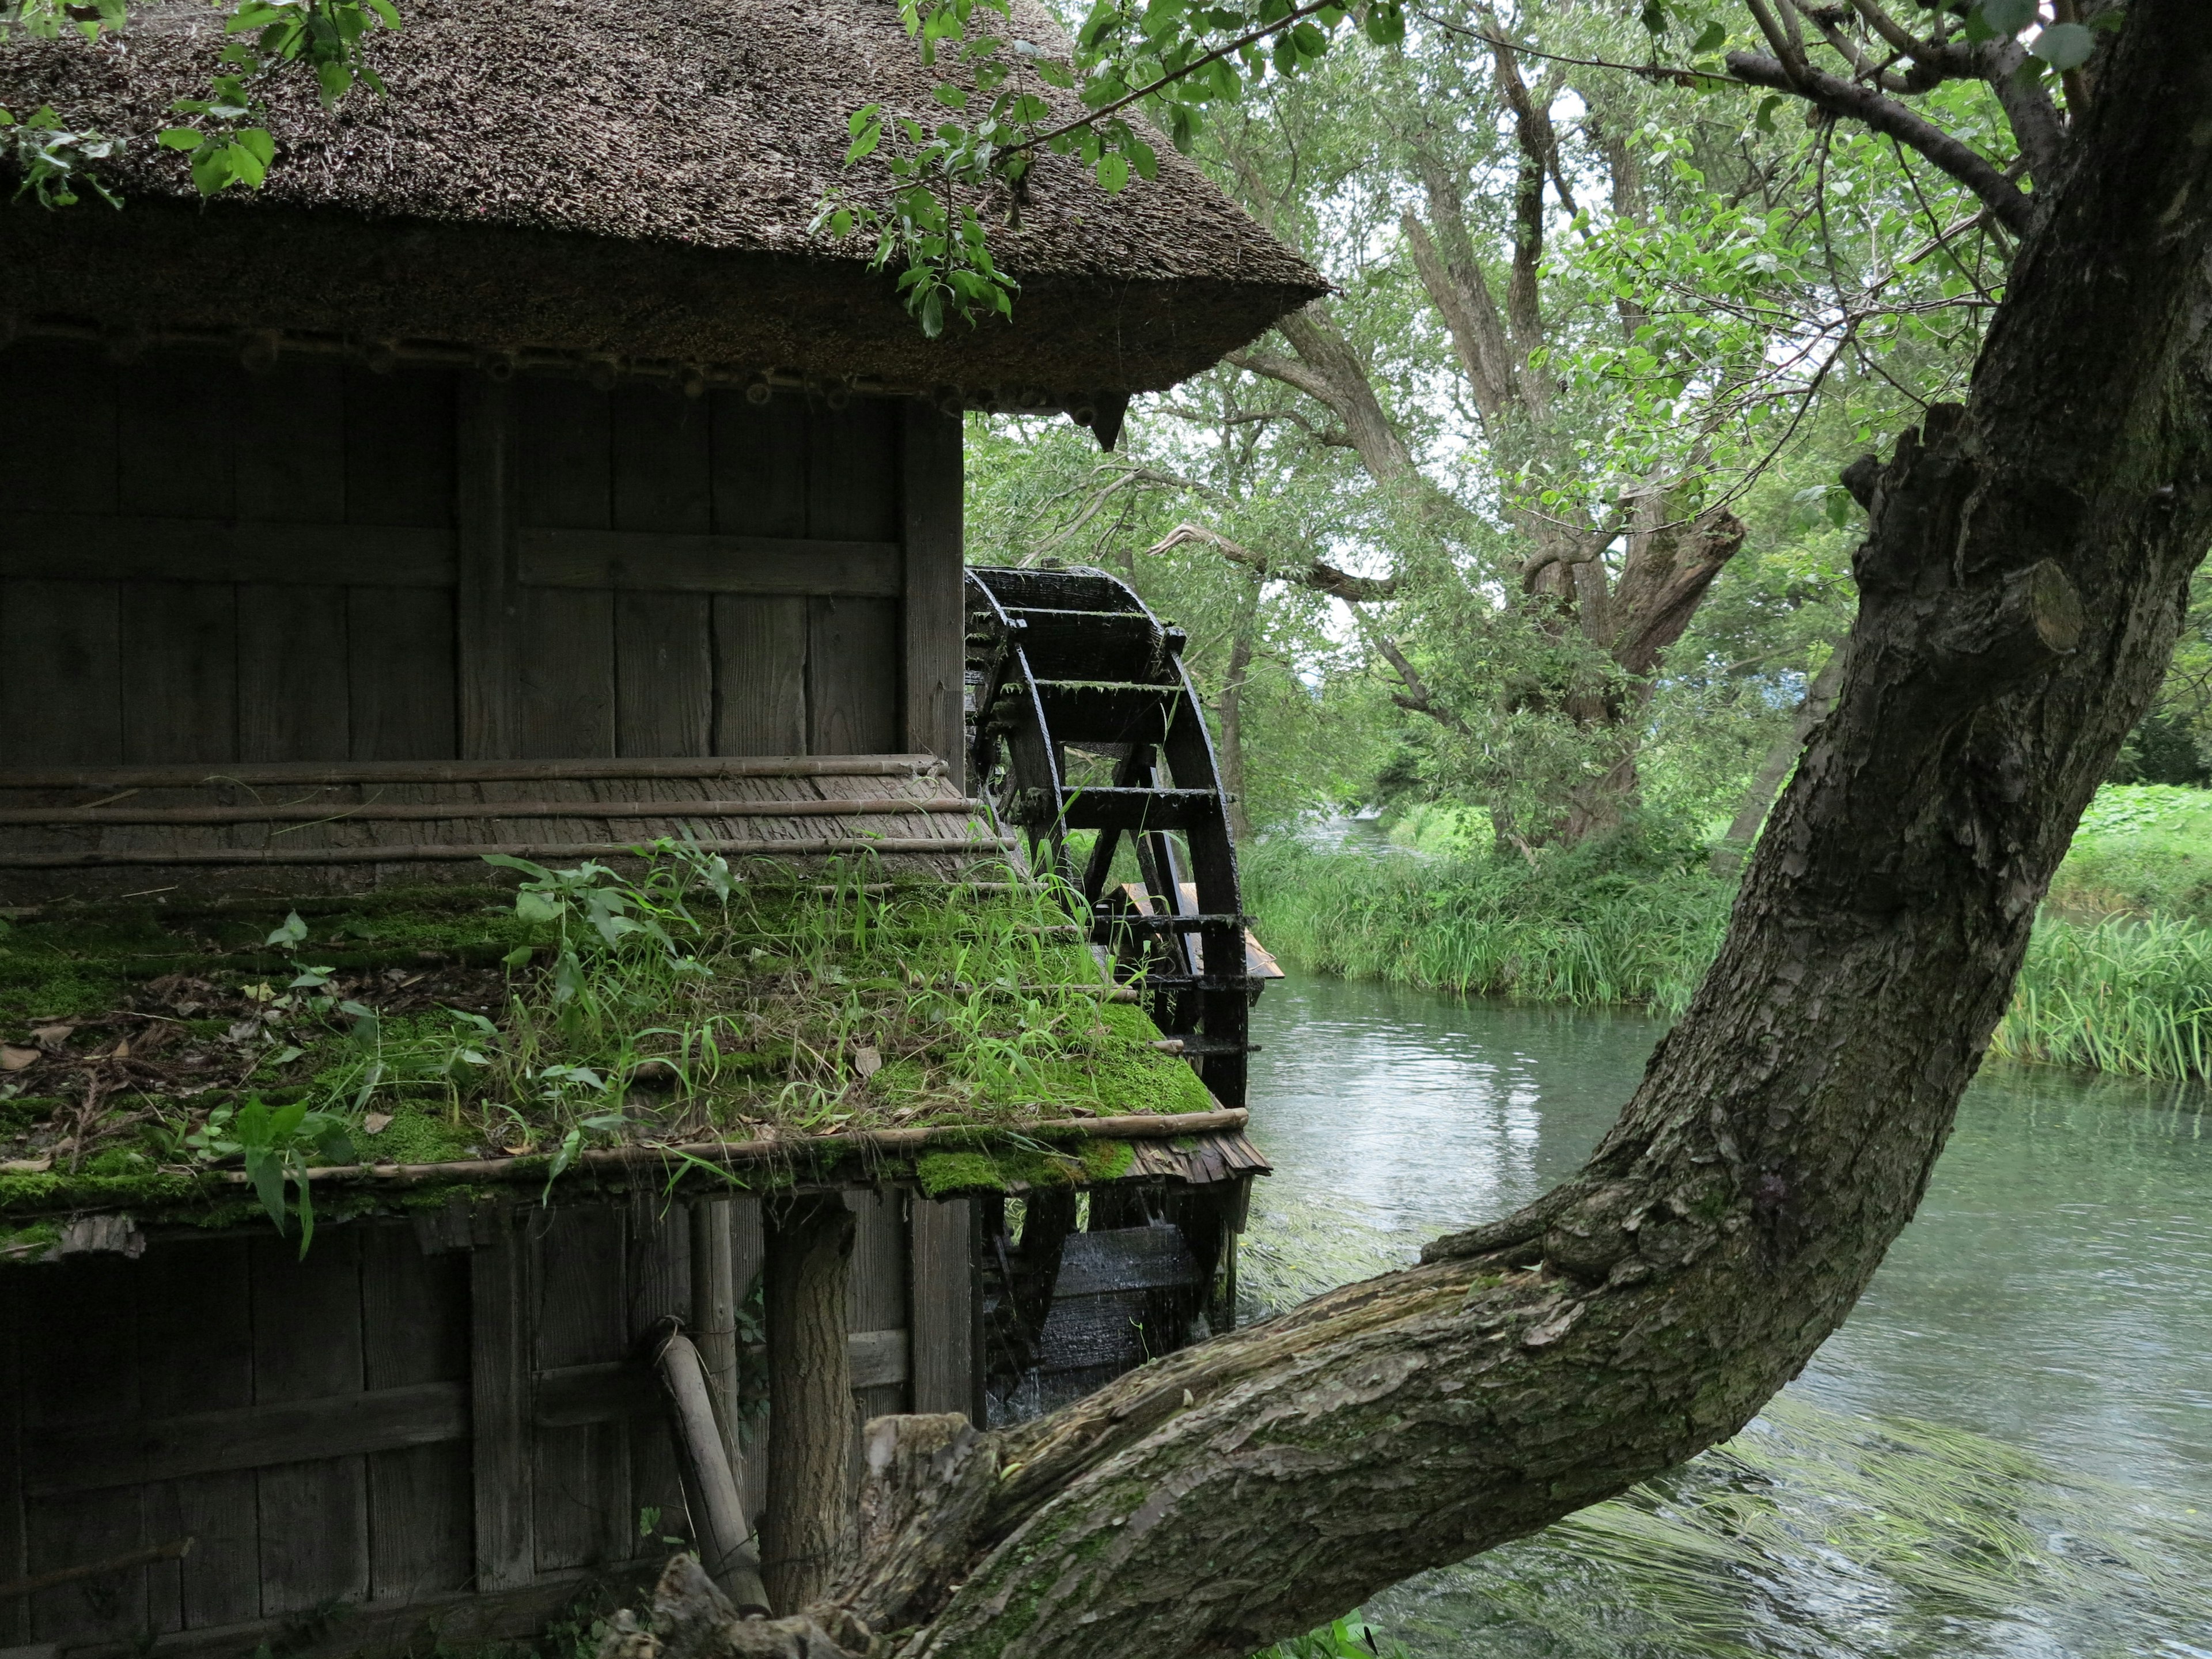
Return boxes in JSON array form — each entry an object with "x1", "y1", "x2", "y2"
[{"x1": 1244, "y1": 974, "x2": 2212, "y2": 1658}]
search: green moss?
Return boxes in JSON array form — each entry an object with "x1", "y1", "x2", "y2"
[
  {"x1": 0, "y1": 1219, "x2": 59, "y2": 1262},
  {"x1": 915, "y1": 1145, "x2": 1088, "y2": 1197},
  {"x1": 1079, "y1": 1138, "x2": 1138, "y2": 1181},
  {"x1": 364, "y1": 1105, "x2": 478, "y2": 1166}
]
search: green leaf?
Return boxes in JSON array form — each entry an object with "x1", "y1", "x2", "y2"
[
  {"x1": 1755, "y1": 94, "x2": 1783, "y2": 134},
  {"x1": 2029, "y1": 22, "x2": 2094, "y2": 70},
  {"x1": 1096, "y1": 151, "x2": 1130, "y2": 192},
  {"x1": 266, "y1": 910, "x2": 309, "y2": 949},
  {"x1": 1639, "y1": 0, "x2": 1668, "y2": 35},
  {"x1": 1691, "y1": 21, "x2": 1727, "y2": 54},
  {"x1": 1975, "y1": 0, "x2": 2037, "y2": 36},
  {"x1": 157, "y1": 126, "x2": 202, "y2": 149}
]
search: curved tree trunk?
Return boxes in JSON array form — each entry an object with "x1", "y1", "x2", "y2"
[{"x1": 607, "y1": 11, "x2": 2212, "y2": 1659}]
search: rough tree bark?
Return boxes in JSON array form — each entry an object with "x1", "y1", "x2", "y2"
[
  {"x1": 604, "y1": 7, "x2": 2212, "y2": 1659},
  {"x1": 760, "y1": 1193, "x2": 856, "y2": 1613}
]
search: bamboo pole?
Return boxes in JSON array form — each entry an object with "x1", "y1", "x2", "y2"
[{"x1": 654, "y1": 1327, "x2": 770, "y2": 1616}]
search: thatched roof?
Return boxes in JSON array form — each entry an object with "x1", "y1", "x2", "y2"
[{"x1": 0, "y1": 0, "x2": 1324, "y2": 402}]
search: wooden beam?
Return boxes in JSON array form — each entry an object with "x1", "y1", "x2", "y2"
[
  {"x1": 0, "y1": 834, "x2": 1017, "y2": 869},
  {"x1": 0, "y1": 754, "x2": 947, "y2": 790},
  {"x1": 468, "y1": 1207, "x2": 534, "y2": 1593},
  {"x1": 902, "y1": 401, "x2": 967, "y2": 781},
  {"x1": 0, "y1": 797, "x2": 984, "y2": 827},
  {"x1": 21, "y1": 1382, "x2": 468, "y2": 1498},
  {"x1": 516, "y1": 529, "x2": 901, "y2": 598},
  {"x1": 0, "y1": 1275, "x2": 24, "y2": 1644},
  {"x1": 0, "y1": 512, "x2": 454, "y2": 589},
  {"x1": 457, "y1": 377, "x2": 520, "y2": 760},
  {"x1": 908, "y1": 1198, "x2": 980, "y2": 1421}
]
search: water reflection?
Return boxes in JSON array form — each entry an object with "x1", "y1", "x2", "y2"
[{"x1": 1245, "y1": 972, "x2": 2212, "y2": 1656}]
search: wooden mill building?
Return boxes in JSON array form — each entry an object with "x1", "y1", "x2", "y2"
[{"x1": 0, "y1": 2, "x2": 1321, "y2": 1655}]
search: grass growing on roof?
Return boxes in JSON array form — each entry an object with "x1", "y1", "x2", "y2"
[{"x1": 0, "y1": 843, "x2": 1209, "y2": 1224}]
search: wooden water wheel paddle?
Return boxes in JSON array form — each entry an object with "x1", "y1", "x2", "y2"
[{"x1": 965, "y1": 565, "x2": 1263, "y2": 1112}]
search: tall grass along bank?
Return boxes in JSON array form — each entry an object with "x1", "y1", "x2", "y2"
[{"x1": 1248, "y1": 834, "x2": 2212, "y2": 1084}]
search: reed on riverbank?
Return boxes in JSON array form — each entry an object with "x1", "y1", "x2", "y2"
[{"x1": 1247, "y1": 836, "x2": 2212, "y2": 1082}]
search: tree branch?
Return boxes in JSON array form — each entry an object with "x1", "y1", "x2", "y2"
[
  {"x1": 1727, "y1": 50, "x2": 2041, "y2": 236},
  {"x1": 1145, "y1": 521, "x2": 1399, "y2": 603}
]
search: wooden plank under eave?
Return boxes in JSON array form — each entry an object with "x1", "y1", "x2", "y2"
[
  {"x1": 0, "y1": 1271, "x2": 25, "y2": 1646},
  {"x1": 902, "y1": 400, "x2": 965, "y2": 783},
  {"x1": 469, "y1": 1206, "x2": 535, "y2": 1592},
  {"x1": 456, "y1": 378, "x2": 520, "y2": 761},
  {"x1": 516, "y1": 528, "x2": 903, "y2": 598},
  {"x1": 907, "y1": 1197, "x2": 980, "y2": 1422},
  {"x1": 0, "y1": 513, "x2": 457, "y2": 589}
]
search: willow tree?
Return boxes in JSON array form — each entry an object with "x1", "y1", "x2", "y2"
[{"x1": 596, "y1": 2, "x2": 2212, "y2": 1654}]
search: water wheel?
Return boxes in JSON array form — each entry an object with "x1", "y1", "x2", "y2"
[{"x1": 965, "y1": 564, "x2": 1262, "y2": 1112}]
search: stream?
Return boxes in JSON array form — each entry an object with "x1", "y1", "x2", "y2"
[{"x1": 1241, "y1": 972, "x2": 2212, "y2": 1658}]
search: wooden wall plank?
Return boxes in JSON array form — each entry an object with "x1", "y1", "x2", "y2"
[
  {"x1": 728, "y1": 1196, "x2": 767, "y2": 1525},
  {"x1": 236, "y1": 363, "x2": 345, "y2": 526},
  {"x1": 251, "y1": 1229, "x2": 369, "y2": 1616},
  {"x1": 22, "y1": 1256, "x2": 146, "y2": 1645},
  {"x1": 469, "y1": 1206, "x2": 535, "y2": 1592},
  {"x1": 0, "y1": 1272, "x2": 24, "y2": 1645},
  {"x1": 0, "y1": 513, "x2": 454, "y2": 587},
  {"x1": 457, "y1": 378, "x2": 519, "y2": 761},
  {"x1": 532, "y1": 1206, "x2": 631, "y2": 1570},
  {"x1": 350, "y1": 587, "x2": 457, "y2": 760},
  {"x1": 142, "y1": 1240, "x2": 258, "y2": 1632},
  {"x1": 807, "y1": 400, "x2": 899, "y2": 543},
  {"x1": 118, "y1": 354, "x2": 234, "y2": 520},
  {"x1": 122, "y1": 582, "x2": 236, "y2": 764},
  {"x1": 0, "y1": 579, "x2": 122, "y2": 765},
  {"x1": 909, "y1": 1198, "x2": 980, "y2": 1420},
  {"x1": 363, "y1": 1225, "x2": 472, "y2": 1603},
  {"x1": 517, "y1": 588, "x2": 616, "y2": 758},
  {"x1": 514, "y1": 529, "x2": 898, "y2": 597},
  {"x1": 346, "y1": 366, "x2": 456, "y2": 528},
  {"x1": 712, "y1": 597, "x2": 807, "y2": 756},
  {"x1": 520, "y1": 378, "x2": 613, "y2": 533},
  {"x1": 847, "y1": 1189, "x2": 910, "y2": 1425},
  {"x1": 627, "y1": 1196, "x2": 692, "y2": 1553},
  {"x1": 612, "y1": 387, "x2": 711, "y2": 535},
  {"x1": 0, "y1": 341, "x2": 118, "y2": 511},
  {"x1": 237, "y1": 585, "x2": 350, "y2": 762},
  {"x1": 902, "y1": 400, "x2": 965, "y2": 781},
  {"x1": 617, "y1": 592, "x2": 713, "y2": 758},
  {"x1": 710, "y1": 389, "x2": 806, "y2": 539},
  {"x1": 807, "y1": 597, "x2": 900, "y2": 756}
]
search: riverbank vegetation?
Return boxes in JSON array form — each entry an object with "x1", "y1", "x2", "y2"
[{"x1": 1242, "y1": 784, "x2": 2212, "y2": 1082}]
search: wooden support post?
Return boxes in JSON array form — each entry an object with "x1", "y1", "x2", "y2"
[
  {"x1": 760, "y1": 1194, "x2": 854, "y2": 1615},
  {"x1": 909, "y1": 1197, "x2": 982, "y2": 1423},
  {"x1": 902, "y1": 400, "x2": 965, "y2": 786},
  {"x1": 469, "y1": 1207, "x2": 534, "y2": 1591},
  {"x1": 0, "y1": 1274, "x2": 25, "y2": 1645},
  {"x1": 689, "y1": 1200, "x2": 742, "y2": 1472},
  {"x1": 457, "y1": 377, "x2": 519, "y2": 760},
  {"x1": 653, "y1": 1332, "x2": 768, "y2": 1616}
]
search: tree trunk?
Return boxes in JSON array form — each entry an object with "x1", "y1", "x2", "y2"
[
  {"x1": 761, "y1": 1192, "x2": 855, "y2": 1614},
  {"x1": 1710, "y1": 642, "x2": 1850, "y2": 875},
  {"x1": 605, "y1": 10, "x2": 2212, "y2": 1659},
  {"x1": 1217, "y1": 573, "x2": 1262, "y2": 844}
]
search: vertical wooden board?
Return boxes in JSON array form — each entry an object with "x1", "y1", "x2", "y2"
[
  {"x1": 469, "y1": 1207, "x2": 534, "y2": 1592},
  {"x1": 349, "y1": 586, "x2": 457, "y2": 760},
  {"x1": 711, "y1": 596, "x2": 806, "y2": 756},
  {"x1": 902, "y1": 401, "x2": 965, "y2": 777},
  {"x1": 517, "y1": 376, "x2": 612, "y2": 531},
  {"x1": 0, "y1": 579, "x2": 122, "y2": 765},
  {"x1": 728, "y1": 1197, "x2": 767, "y2": 1525},
  {"x1": 808, "y1": 597, "x2": 900, "y2": 755},
  {"x1": 532, "y1": 1422, "x2": 630, "y2": 1572},
  {"x1": 0, "y1": 340, "x2": 118, "y2": 510},
  {"x1": 363, "y1": 1225, "x2": 473, "y2": 1600},
  {"x1": 612, "y1": 386, "x2": 712, "y2": 533},
  {"x1": 531, "y1": 1206, "x2": 631, "y2": 1572},
  {"x1": 122, "y1": 582, "x2": 236, "y2": 764},
  {"x1": 909, "y1": 1198, "x2": 980, "y2": 1419},
  {"x1": 21, "y1": 1255, "x2": 145, "y2": 1645},
  {"x1": 626, "y1": 1193, "x2": 692, "y2": 1345},
  {"x1": 709, "y1": 389, "x2": 806, "y2": 537},
  {"x1": 0, "y1": 1273, "x2": 24, "y2": 1645},
  {"x1": 806, "y1": 399, "x2": 899, "y2": 543},
  {"x1": 251, "y1": 1229, "x2": 370, "y2": 1615},
  {"x1": 457, "y1": 377, "x2": 518, "y2": 760},
  {"x1": 141, "y1": 1239, "x2": 257, "y2": 1631},
  {"x1": 628, "y1": 1417, "x2": 690, "y2": 1562},
  {"x1": 368, "y1": 1445, "x2": 474, "y2": 1603},
  {"x1": 236, "y1": 362, "x2": 346, "y2": 525},
  {"x1": 118, "y1": 353, "x2": 235, "y2": 520},
  {"x1": 346, "y1": 365, "x2": 457, "y2": 527},
  {"x1": 237, "y1": 584, "x2": 351, "y2": 761},
  {"x1": 845, "y1": 1190, "x2": 908, "y2": 1339},
  {"x1": 517, "y1": 586, "x2": 616, "y2": 757},
  {"x1": 616, "y1": 590, "x2": 713, "y2": 757}
]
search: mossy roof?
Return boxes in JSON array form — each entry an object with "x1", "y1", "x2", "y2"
[{"x1": 0, "y1": 858, "x2": 1230, "y2": 1238}]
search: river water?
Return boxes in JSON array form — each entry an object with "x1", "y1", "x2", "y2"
[{"x1": 1241, "y1": 972, "x2": 2212, "y2": 1658}]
